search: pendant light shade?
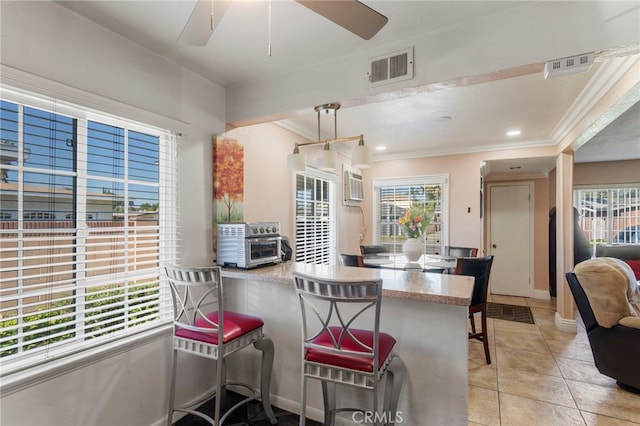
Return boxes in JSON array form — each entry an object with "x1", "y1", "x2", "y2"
[
  {"x1": 318, "y1": 142, "x2": 337, "y2": 171},
  {"x1": 351, "y1": 136, "x2": 373, "y2": 169},
  {"x1": 287, "y1": 144, "x2": 306, "y2": 172}
]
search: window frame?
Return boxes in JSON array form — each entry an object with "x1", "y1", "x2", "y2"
[
  {"x1": 372, "y1": 174, "x2": 449, "y2": 254},
  {"x1": 0, "y1": 84, "x2": 179, "y2": 386},
  {"x1": 574, "y1": 184, "x2": 640, "y2": 246}
]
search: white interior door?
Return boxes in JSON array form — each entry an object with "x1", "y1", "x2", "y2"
[{"x1": 488, "y1": 183, "x2": 533, "y2": 297}]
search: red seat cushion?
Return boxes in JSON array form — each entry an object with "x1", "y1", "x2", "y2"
[
  {"x1": 305, "y1": 326, "x2": 396, "y2": 373},
  {"x1": 623, "y1": 260, "x2": 640, "y2": 280},
  {"x1": 175, "y1": 311, "x2": 263, "y2": 345}
]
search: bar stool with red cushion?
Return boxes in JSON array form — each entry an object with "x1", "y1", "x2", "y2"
[
  {"x1": 293, "y1": 271, "x2": 406, "y2": 426},
  {"x1": 164, "y1": 265, "x2": 277, "y2": 425}
]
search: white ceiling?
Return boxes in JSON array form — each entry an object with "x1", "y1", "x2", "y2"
[{"x1": 56, "y1": 0, "x2": 640, "y2": 178}]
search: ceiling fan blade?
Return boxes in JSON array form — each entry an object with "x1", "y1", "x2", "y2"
[
  {"x1": 178, "y1": 0, "x2": 231, "y2": 46},
  {"x1": 295, "y1": 0, "x2": 388, "y2": 40}
]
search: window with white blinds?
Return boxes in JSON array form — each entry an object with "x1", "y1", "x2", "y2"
[
  {"x1": 0, "y1": 93, "x2": 178, "y2": 374},
  {"x1": 373, "y1": 175, "x2": 448, "y2": 254},
  {"x1": 574, "y1": 186, "x2": 640, "y2": 246},
  {"x1": 294, "y1": 171, "x2": 336, "y2": 264}
]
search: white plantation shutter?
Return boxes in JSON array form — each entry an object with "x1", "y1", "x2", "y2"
[
  {"x1": 294, "y1": 171, "x2": 336, "y2": 264},
  {"x1": 0, "y1": 90, "x2": 178, "y2": 374}
]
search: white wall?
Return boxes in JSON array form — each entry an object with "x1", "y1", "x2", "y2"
[{"x1": 0, "y1": 2, "x2": 224, "y2": 425}]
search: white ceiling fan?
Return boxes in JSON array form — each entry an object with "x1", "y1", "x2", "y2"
[{"x1": 178, "y1": 0, "x2": 388, "y2": 46}]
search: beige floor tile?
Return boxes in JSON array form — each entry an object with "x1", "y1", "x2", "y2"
[
  {"x1": 493, "y1": 318, "x2": 540, "y2": 334},
  {"x1": 555, "y1": 356, "x2": 617, "y2": 388},
  {"x1": 530, "y1": 307, "x2": 557, "y2": 326},
  {"x1": 545, "y1": 335, "x2": 594, "y2": 363},
  {"x1": 581, "y1": 411, "x2": 640, "y2": 426},
  {"x1": 538, "y1": 324, "x2": 588, "y2": 343},
  {"x1": 469, "y1": 360, "x2": 498, "y2": 390},
  {"x1": 496, "y1": 346, "x2": 562, "y2": 377},
  {"x1": 494, "y1": 328, "x2": 551, "y2": 355},
  {"x1": 499, "y1": 393, "x2": 585, "y2": 426},
  {"x1": 468, "y1": 385, "x2": 500, "y2": 426},
  {"x1": 498, "y1": 369, "x2": 577, "y2": 408},
  {"x1": 469, "y1": 339, "x2": 495, "y2": 367},
  {"x1": 566, "y1": 379, "x2": 640, "y2": 424},
  {"x1": 466, "y1": 295, "x2": 640, "y2": 425},
  {"x1": 526, "y1": 297, "x2": 557, "y2": 310}
]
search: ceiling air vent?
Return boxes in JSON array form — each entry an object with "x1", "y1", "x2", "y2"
[
  {"x1": 543, "y1": 52, "x2": 594, "y2": 79},
  {"x1": 368, "y1": 47, "x2": 414, "y2": 87}
]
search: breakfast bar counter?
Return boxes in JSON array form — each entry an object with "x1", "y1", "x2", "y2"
[{"x1": 220, "y1": 261, "x2": 474, "y2": 425}]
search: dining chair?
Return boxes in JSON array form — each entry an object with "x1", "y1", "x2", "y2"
[
  {"x1": 455, "y1": 256, "x2": 494, "y2": 364},
  {"x1": 445, "y1": 246, "x2": 479, "y2": 258},
  {"x1": 359, "y1": 244, "x2": 388, "y2": 258},
  {"x1": 339, "y1": 253, "x2": 365, "y2": 267},
  {"x1": 292, "y1": 271, "x2": 406, "y2": 425},
  {"x1": 164, "y1": 265, "x2": 277, "y2": 425}
]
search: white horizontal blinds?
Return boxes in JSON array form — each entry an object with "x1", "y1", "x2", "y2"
[
  {"x1": 574, "y1": 187, "x2": 640, "y2": 245},
  {"x1": 376, "y1": 178, "x2": 445, "y2": 255},
  {"x1": 0, "y1": 94, "x2": 176, "y2": 371},
  {"x1": 294, "y1": 173, "x2": 335, "y2": 264}
]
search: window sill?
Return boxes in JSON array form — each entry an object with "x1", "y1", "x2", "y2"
[{"x1": 0, "y1": 322, "x2": 172, "y2": 396}]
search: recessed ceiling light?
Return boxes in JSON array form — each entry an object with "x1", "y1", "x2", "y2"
[
  {"x1": 375, "y1": 146, "x2": 386, "y2": 151},
  {"x1": 506, "y1": 130, "x2": 521, "y2": 137}
]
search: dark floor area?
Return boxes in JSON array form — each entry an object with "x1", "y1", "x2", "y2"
[{"x1": 175, "y1": 390, "x2": 322, "y2": 426}]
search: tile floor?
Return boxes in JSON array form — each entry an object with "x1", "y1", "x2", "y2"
[{"x1": 468, "y1": 294, "x2": 640, "y2": 426}]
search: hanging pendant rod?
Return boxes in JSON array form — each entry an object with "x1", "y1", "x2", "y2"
[{"x1": 293, "y1": 134, "x2": 364, "y2": 150}]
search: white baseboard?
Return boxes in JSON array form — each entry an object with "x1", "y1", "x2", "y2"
[{"x1": 555, "y1": 312, "x2": 577, "y2": 333}]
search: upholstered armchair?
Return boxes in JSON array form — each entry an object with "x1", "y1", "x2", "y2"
[{"x1": 566, "y1": 257, "x2": 640, "y2": 393}]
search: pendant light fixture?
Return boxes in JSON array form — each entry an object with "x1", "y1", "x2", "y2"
[{"x1": 287, "y1": 102, "x2": 373, "y2": 173}]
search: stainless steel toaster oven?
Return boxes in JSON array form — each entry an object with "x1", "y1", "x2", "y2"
[{"x1": 217, "y1": 222, "x2": 282, "y2": 269}]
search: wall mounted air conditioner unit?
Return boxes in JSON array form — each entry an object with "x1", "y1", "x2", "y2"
[{"x1": 343, "y1": 166, "x2": 364, "y2": 206}]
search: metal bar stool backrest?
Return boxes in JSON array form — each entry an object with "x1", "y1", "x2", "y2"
[
  {"x1": 165, "y1": 266, "x2": 224, "y2": 341},
  {"x1": 295, "y1": 273, "x2": 383, "y2": 374},
  {"x1": 164, "y1": 265, "x2": 277, "y2": 426},
  {"x1": 293, "y1": 271, "x2": 405, "y2": 425}
]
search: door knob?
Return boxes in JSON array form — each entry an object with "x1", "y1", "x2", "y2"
[{"x1": 492, "y1": 244, "x2": 497, "y2": 248}]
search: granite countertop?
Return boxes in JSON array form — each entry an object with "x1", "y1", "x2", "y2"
[{"x1": 220, "y1": 261, "x2": 474, "y2": 306}]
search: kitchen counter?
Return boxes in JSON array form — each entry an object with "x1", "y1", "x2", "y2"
[
  {"x1": 220, "y1": 261, "x2": 474, "y2": 305},
  {"x1": 220, "y1": 261, "x2": 474, "y2": 425}
]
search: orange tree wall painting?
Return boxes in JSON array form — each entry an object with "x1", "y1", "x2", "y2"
[{"x1": 213, "y1": 137, "x2": 244, "y2": 223}]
